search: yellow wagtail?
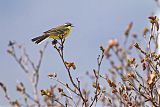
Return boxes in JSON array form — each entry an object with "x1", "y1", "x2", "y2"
[{"x1": 31, "y1": 22, "x2": 74, "y2": 44}]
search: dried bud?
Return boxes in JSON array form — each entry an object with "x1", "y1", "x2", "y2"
[
  {"x1": 151, "y1": 52, "x2": 155, "y2": 57},
  {"x1": 64, "y1": 61, "x2": 76, "y2": 70},
  {"x1": 127, "y1": 58, "x2": 135, "y2": 66},
  {"x1": 16, "y1": 82, "x2": 25, "y2": 93},
  {"x1": 142, "y1": 63, "x2": 146, "y2": 71},
  {"x1": 141, "y1": 58, "x2": 144, "y2": 63},
  {"x1": 127, "y1": 72, "x2": 134, "y2": 78},
  {"x1": 48, "y1": 72, "x2": 57, "y2": 79},
  {"x1": 107, "y1": 79, "x2": 112, "y2": 87},
  {"x1": 134, "y1": 43, "x2": 140, "y2": 50},
  {"x1": 108, "y1": 39, "x2": 118, "y2": 49},
  {"x1": 124, "y1": 22, "x2": 133, "y2": 36},
  {"x1": 148, "y1": 16, "x2": 159, "y2": 31},
  {"x1": 40, "y1": 89, "x2": 46, "y2": 96},
  {"x1": 147, "y1": 73, "x2": 156, "y2": 87},
  {"x1": 100, "y1": 46, "x2": 104, "y2": 53},
  {"x1": 112, "y1": 89, "x2": 117, "y2": 93},
  {"x1": 122, "y1": 93, "x2": 127, "y2": 99},
  {"x1": 92, "y1": 82, "x2": 101, "y2": 90},
  {"x1": 107, "y1": 79, "x2": 116, "y2": 88},
  {"x1": 11, "y1": 100, "x2": 20, "y2": 107},
  {"x1": 8, "y1": 41, "x2": 15, "y2": 46},
  {"x1": 58, "y1": 87, "x2": 63, "y2": 93},
  {"x1": 154, "y1": 54, "x2": 160, "y2": 61},
  {"x1": 130, "y1": 58, "x2": 135, "y2": 64},
  {"x1": 143, "y1": 27, "x2": 149, "y2": 36},
  {"x1": 148, "y1": 16, "x2": 156, "y2": 20},
  {"x1": 148, "y1": 16, "x2": 157, "y2": 24},
  {"x1": 70, "y1": 62, "x2": 76, "y2": 70},
  {"x1": 40, "y1": 89, "x2": 52, "y2": 96}
]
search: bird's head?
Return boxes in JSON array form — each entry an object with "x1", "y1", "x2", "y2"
[{"x1": 64, "y1": 22, "x2": 74, "y2": 27}]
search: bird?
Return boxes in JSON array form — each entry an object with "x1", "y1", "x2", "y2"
[{"x1": 31, "y1": 22, "x2": 74, "y2": 44}]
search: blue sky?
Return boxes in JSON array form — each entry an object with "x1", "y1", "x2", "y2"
[{"x1": 0, "y1": 0, "x2": 157, "y2": 105}]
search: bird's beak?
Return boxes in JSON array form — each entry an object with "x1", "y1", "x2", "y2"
[{"x1": 71, "y1": 25, "x2": 74, "y2": 27}]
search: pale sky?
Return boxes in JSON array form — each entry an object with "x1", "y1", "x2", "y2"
[{"x1": 0, "y1": 0, "x2": 157, "y2": 105}]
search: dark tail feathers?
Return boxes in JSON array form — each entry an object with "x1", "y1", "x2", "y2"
[{"x1": 31, "y1": 35, "x2": 48, "y2": 44}]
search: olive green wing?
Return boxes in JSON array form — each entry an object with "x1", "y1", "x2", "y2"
[{"x1": 44, "y1": 25, "x2": 67, "y2": 35}]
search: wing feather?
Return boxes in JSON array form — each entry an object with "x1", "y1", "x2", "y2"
[{"x1": 44, "y1": 25, "x2": 67, "y2": 35}]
